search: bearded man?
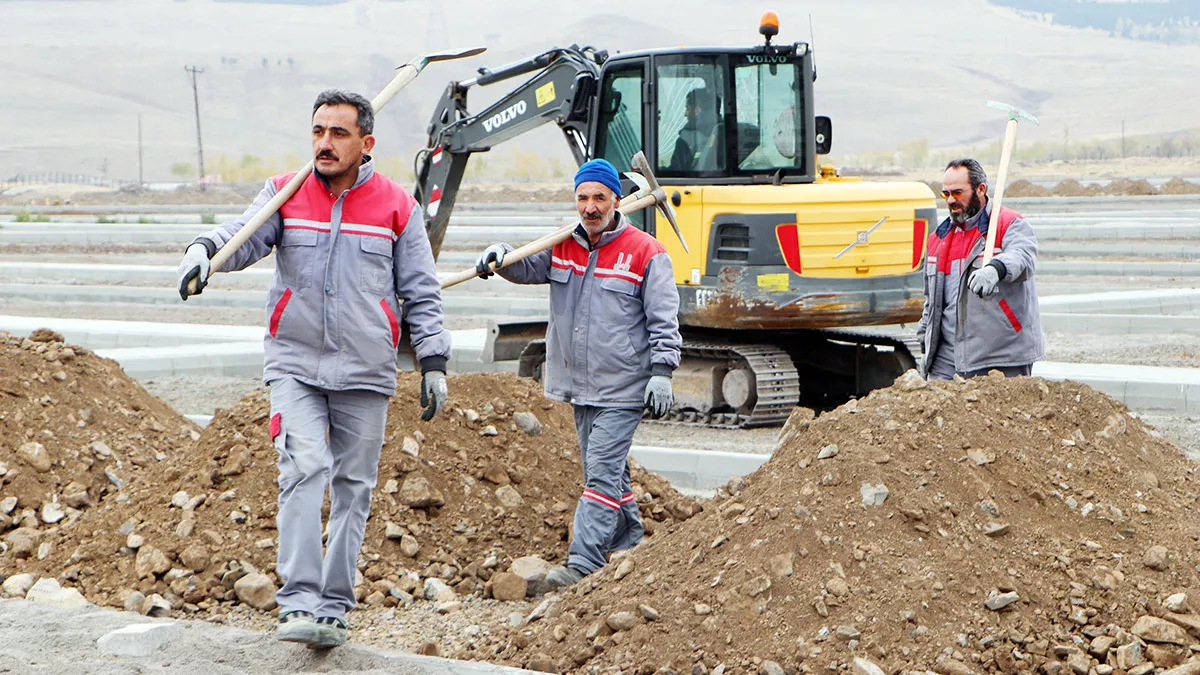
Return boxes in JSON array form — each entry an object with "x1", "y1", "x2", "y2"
[{"x1": 916, "y1": 158, "x2": 1044, "y2": 380}]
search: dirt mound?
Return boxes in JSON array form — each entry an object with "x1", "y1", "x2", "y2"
[
  {"x1": 1004, "y1": 180, "x2": 1051, "y2": 198},
  {"x1": 1102, "y1": 178, "x2": 1159, "y2": 197},
  {"x1": 1159, "y1": 177, "x2": 1200, "y2": 195},
  {"x1": 17, "y1": 372, "x2": 699, "y2": 613},
  {"x1": 0, "y1": 330, "x2": 197, "y2": 560},
  {"x1": 482, "y1": 374, "x2": 1200, "y2": 674},
  {"x1": 1051, "y1": 179, "x2": 1103, "y2": 197}
]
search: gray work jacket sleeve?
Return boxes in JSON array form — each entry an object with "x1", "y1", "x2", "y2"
[
  {"x1": 192, "y1": 179, "x2": 281, "y2": 271},
  {"x1": 642, "y1": 252, "x2": 683, "y2": 371},
  {"x1": 394, "y1": 205, "x2": 451, "y2": 366},
  {"x1": 993, "y1": 214, "x2": 1038, "y2": 283},
  {"x1": 495, "y1": 245, "x2": 552, "y2": 285}
]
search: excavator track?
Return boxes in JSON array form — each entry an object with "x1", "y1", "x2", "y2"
[{"x1": 651, "y1": 341, "x2": 800, "y2": 429}]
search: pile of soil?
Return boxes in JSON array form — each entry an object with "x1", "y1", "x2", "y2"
[
  {"x1": 481, "y1": 374, "x2": 1200, "y2": 674},
  {"x1": 1051, "y1": 179, "x2": 1104, "y2": 197},
  {"x1": 0, "y1": 330, "x2": 196, "y2": 561},
  {"x1": 1004, "y1": 180, "x2": 1051, "y2": 198},
  {"x1": 1159, "y1": 178, "x2": 1200, "y2": 195},
  {"x1": 1103, "y1": 178, "x2": 1159, "y2": 197},
  {"x1": 17, "y1": 372, "x2": 700, "y2": 614}
]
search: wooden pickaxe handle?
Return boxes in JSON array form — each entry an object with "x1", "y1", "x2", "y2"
[
  {"x1": 983, "y1": 118, "x2": 1019, "y2": 267},
  {"x1": 440, "y1": 191, "x2": 662, "y2": 289}
]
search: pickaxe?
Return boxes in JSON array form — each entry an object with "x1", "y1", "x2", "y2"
[
  {"x1": 185, "y1": 46, "x2": 486, "y2": 296},
  {"x1": 440, "y1": 150, "x2": 687, "y2": 289},
  {"x1": 982, "y1": 100, "x2": 1039, "y2": 266}
]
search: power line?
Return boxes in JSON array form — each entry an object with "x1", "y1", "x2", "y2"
[{"x1": 185, "y1": 65, "x2": 206, "y2": 190}]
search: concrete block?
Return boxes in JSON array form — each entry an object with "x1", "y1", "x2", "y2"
[{"x1": 96, "y1": 622, "x2": 181, "y2": 657}]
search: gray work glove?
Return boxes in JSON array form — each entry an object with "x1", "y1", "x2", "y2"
[
  {"x1": 644, "y1": 375, "x2": 673, "y2": 419},
  {"x1": 475, "y1": 243, "x2": 507, "y2": 279},
  {"x1": 177, "y1": 242, "x2": 212, "y2": 301},
  {"x1": 967, "y1": 263, "x2": 1001, "y2": 298},
  {"x1": 420, "y1": 371, "x2": 448, "y2": 421}
]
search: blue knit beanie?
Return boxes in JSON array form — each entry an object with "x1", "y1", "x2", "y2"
[{"x1": 574, "y1": 159, "x2": 622, "y2": 197}]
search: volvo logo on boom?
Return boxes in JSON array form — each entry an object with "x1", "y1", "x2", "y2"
[{"x1": 482, "y1": 100, "x2": 528, "y2": 132}]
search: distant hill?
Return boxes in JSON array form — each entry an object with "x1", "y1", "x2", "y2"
[
  {"x1": 2, "y1": 0, "x2": 1199, "y2": 185},
  {"x1": 989, "y1": 0, "x2": 1200, "y2": 43}
]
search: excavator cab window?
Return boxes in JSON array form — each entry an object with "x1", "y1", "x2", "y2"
[
  {"x1": 656, "y1": 57, "x2": 727, "y2": 177},
  {"x1": 593, "y1": 64, "x2": 644, "y2": 175},
  {"x1": 732, "y1": 59, "x2": 806, "y2": 175},
  {"x1": 593, "y1": 62, "x2": 646, "y2": 229}
]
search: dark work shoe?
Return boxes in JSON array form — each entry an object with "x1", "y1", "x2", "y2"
[
  {"x1": 275, "y1": 610, "x2": 318, "y2": 644},
  {"x1": 309, "y1": 616, "x2": 348, "y2": 649},
  {"x1": 545, "y1": 565, "x2": 587, "y2": 589}
]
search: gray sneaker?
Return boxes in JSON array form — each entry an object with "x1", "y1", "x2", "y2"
[
  {"x1": 309, "y1": 616, "x2": 348, "y2": 649},
  {"x1": 545, "y1": 565, "x2": 587, "y2": 589},
  {"x1": 275, "y1": 610, "x2": 318, "y2": 644}
]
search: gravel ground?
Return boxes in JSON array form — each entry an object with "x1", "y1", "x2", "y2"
[
  {"x1": 1043, "y1": 331, "x2": 1200, "y2": 368},
  {"x1": 0, "y1": 598, "x2": 531, "y2": 674}
]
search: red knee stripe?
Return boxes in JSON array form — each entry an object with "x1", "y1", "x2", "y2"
[
  {"x1": 582, "y1": 489, "x2": 620, "y2": 510},
  {"x1": 620, "y1": 492, "x2": 635, "y2": 504}
]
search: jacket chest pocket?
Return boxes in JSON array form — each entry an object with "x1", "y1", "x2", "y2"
[
  {"x1": 548, "y1": 266, "x2": 572, "y2": 284},
  {"x1": 598, "y1": 277, "x2": 643, "y2": 359},
  {"x1": 359, "y1": 235, "x2": 394, "y2": 294},
  {"x1": 277, "y1": 228, "x2": 319, "y2": 288}
]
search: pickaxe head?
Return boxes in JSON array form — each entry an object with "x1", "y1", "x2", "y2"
[
  {"x1": 628, "y1": 151, "x2": 689, "y2": 253},
  {"x1": 987, "y1": 100, "x2": 1040, "y2": 126},
  {"x1": 411, "y1": 46, "x2": 487, "y2": 71}
]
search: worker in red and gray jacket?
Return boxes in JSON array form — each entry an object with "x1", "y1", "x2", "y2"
[
  {"x1": 917, "y1": 158, "x2": 1044, "y2": 380},
  {"x1": 175, "y1": 90, "x2": 450, "y2": 649},
  {"x1": 474, "y1": 159, "x2": 682, "y2": 589}
]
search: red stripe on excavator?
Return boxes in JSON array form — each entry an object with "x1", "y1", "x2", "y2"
[
  {"x1": 775, "y1": 223, "x2": 802, "y2": 275},
  {"x1": 912, "y1": 219, "x2": 928, "y2": 269}
]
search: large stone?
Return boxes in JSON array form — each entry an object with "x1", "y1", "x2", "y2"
[
  {"x1": 398, "y1": 474, "x2": 444, "y2": 508},
  {"x1": 2, "y1": 573, "x2": 37, "y2": 597},
  {"x1": 769, "y1": 552, "x2": 794, "y2": 578},
  {"x1": 399, "y1": 534, "x2": 420, "y2": 558},
  {"x1": 423, "y1": 578, "x2": 454, "y2": 602},
  {"x1": 18, "y1": 442, "x2": 52, "y2": 472},
  {"x1": 25, "y1": 578, "x2": 89, "y2": 608},
  {"x1": 606, "y1": 611, "x2": 638, "y2": 632},
  {"x1": 384, "y1": 522, "x2": 406, "y2": 540},
  {"x1": 135, "y1": 546, "x2": 172, "y2": 579},
  {"x1": 96, "y1": 623, "x2": 180, "y2": 657},
  {"x1": 178, "y1": 544, "x2": 210, "y2": 572},
  {"x1": 40, "y1": 502, "x2": 65, "y2": 524},
  {"x1": 511, "y1": 556, "x2": 553, "y2": 596},
  {"x1": 0, "y1": 496, "x2": 17, "y2": 515},
  {"x1": 985, "y1": 591, "x2": 1020, "y2": 611},
  {"x1": 860, "y1": 482, "x2": 889, "y2": 507},
  {"x1": 1131, "y1": 615, "x2": 1191, "y2": 645},
  {"x1": 852, "y1": 658, "x2": 886, "y2": 675},
  {"x1": 1161, "y1": 663, "x2": 1200, "y2": 675},
  {"x1": 490, "y1": 572, "x2": 528, "y2": 602},
  {"x1": 514, "y1": 412, "x2": 543, "y2": 436},
  {"x1": 5, "y1": 527, "x2": 41, "y2": 559},
  {"x1": 483, "y1": 463, "x2": 511, "y2": 486},
  {"x1": 233, "y1": 573, "x2": 278, "y2": 611},
  {"x1": 142, "y1": 593, "x2": 172, "y2": 617},
  {"x1": 1112, "y1": 641, "x2": 1144, "y2": 670},
  {"x1": 496, "y1": 485, "x2": 524, "y2": 508},
  {"x1": 1163, "y1": 613, "x2": 1200, "y2": 640},
  {"x1": 1144, "y1": 545, "x2": 1171, "y2": 571}
]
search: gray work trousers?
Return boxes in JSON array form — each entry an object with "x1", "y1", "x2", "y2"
[
  {"x1": 268, "y1": 377, "x2": 389, "y2": 620},
  {"x1": 928, "y1": 350, "x2": 1032, "y2": 380},
  {"x1": 567, "y1": 405, "x2": 644, "y2": 574}
]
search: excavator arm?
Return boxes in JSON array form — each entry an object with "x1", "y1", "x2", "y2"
[{"x1": 413, "y1": 45, "x2": 606, "y2": 257}]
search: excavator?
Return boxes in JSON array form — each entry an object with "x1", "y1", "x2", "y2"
[{"x1": 413, "y1": 12, "x2": 937, "y2": 428}]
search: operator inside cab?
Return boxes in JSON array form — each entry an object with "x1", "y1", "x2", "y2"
[{"x1": 667, "y1": 87, "x2": 722, "y2": 173}]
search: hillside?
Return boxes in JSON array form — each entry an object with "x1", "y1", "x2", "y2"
[{"x1": 2, "y1": 0, "x2": 1199, "y2": 183}]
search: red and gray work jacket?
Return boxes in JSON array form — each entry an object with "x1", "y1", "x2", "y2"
[
  {"x1": 191, "y1": 159, "x2": 450, "y2": 396},
  {"x1": 917, "y1": 203, "x2": 1044, "y2": 377},
  {"x1": 496, "y1": 213, "x2": 682, "y2": 407}
]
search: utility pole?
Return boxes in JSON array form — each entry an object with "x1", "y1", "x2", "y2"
[
  {"x1": 185, "y1": 65, "x2": 206, "y2": 190},
  {"x1": 137, "y1": 113, "x2": 144, "y2": 187},
  {"x1": 1121, "y1": 119, "x2": 1126, "y2": 159}
]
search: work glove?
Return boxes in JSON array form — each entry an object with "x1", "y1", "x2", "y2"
[
  {"x1": 177, "y1": 243, "x2": 211, "y2": 301},
  {"x1": 967, "y1": 263, "x2": 1001, "y2": 299},
  {"x1": 420, "y1": 370, "x2": 448, "y2": 421},
  {"x1": 475, "y1": 243, "x2": 508, "y2": 279},
  {"x1": 644, "y1": 375, "x2": 673, "y2": 420}
]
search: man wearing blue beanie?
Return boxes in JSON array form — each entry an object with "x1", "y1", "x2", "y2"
[{"x1": 474, "y1": 158, "x2": 682, "y2": 588}]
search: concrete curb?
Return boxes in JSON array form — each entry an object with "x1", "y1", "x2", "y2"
[
  {"x1": 1039, "y1": 288, "x2": 1200, "y2": 314},
  {"x1": 1035, "y1": 361, "x2": 1200, "y2": 414},
  {"x1": 1041, "y1": 313, "x2": 1200, "y2": 334},
  {"x1": 1038, "y1": 260, "x2": 1200, "y2": 277}
]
